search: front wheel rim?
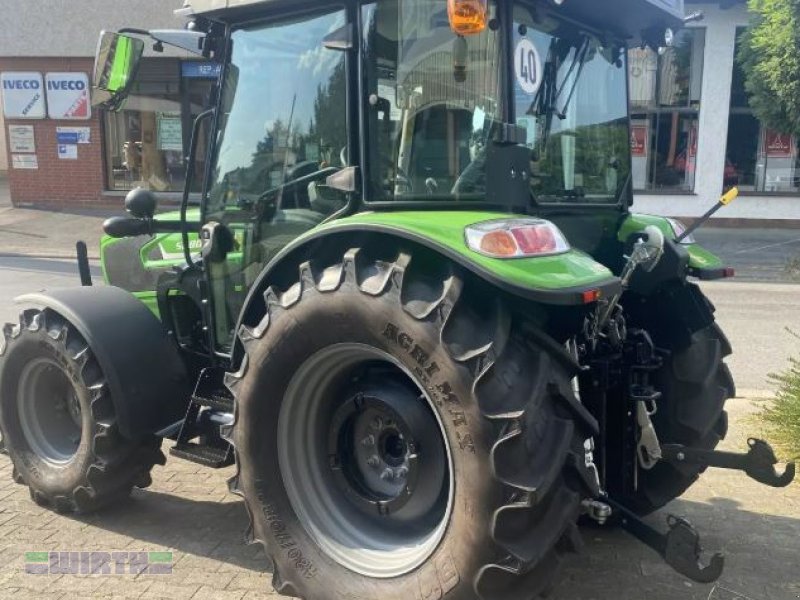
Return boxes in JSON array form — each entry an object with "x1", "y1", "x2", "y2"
[
  {"x1": 17, "y1": 357, "x2": 83, "y2": 464},
  {"x1": 277, "y1": 343, "x2": 454, "y2": 578}
]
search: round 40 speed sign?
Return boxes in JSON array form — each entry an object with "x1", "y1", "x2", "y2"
[{"x1": 514, "y1": 38, "x2": 542, "y2": 96}]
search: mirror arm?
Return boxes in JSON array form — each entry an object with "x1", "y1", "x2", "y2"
[
  {"x1": 117, "y1": 27, "x2": 150, "y2": 36},
  {"x1": 181, "y1": 108, "x2": 216, "y2": 267}
]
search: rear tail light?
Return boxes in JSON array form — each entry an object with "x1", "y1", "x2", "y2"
[{"x1": 465, "y1": 219, "x2": 570, "y2": 258}]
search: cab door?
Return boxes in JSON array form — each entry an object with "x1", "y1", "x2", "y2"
[{"x1": 203, "y1": 7, "x2": 352, "y2": 353}]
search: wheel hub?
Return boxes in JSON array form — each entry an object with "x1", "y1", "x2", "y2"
[{"x1": 350, "y1": 404, "x2": 412, "y2": 500}]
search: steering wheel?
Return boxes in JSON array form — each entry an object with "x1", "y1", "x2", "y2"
[
  {"x1": 451, "y1": 150, "x2": 486, "y2": 195},
  {"x1": 382, "y1": 156, "x2": 413, "y2": 194}
]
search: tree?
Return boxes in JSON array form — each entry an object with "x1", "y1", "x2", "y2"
[{"x1": 737, "y1": 0, "x2": 800, "y2": 137}]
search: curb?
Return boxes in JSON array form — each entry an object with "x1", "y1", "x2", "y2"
[{"x1": 0, "y1": 252, "x2": 101, "y2": 261}]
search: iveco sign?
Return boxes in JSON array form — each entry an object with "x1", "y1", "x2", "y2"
[
  {"x1": 45, "y1": 73, "x2": 91, "y2": 120},
  {"x1": 0, "y1": 72, "x2": 46, "y2": 119}
]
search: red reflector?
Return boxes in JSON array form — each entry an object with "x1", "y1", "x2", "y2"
[
  {"x1": 511, "y1": 226, "x2": 557, "y2": 254},
  {"x1": 582, "y1": 289, "x2": 601, "y2": 304},
  {"x1": 723, "y1": 267, "x2": 735, "y2": 278}
]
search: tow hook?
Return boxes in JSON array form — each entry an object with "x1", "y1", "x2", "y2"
[
  {"x1": 606, "y1": 497, "x2": 725, "y2": 583},
  {"x1": 661, "y1": 438, "x2": 796, "y2": 488}
]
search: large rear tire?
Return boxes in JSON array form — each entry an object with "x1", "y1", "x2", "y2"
[
  {"x1": 227, "y1": 247, "x2": 598, "y2": 599},
  {"x1": 0, "y1": 308, "x2": 165, "y2": 513}
]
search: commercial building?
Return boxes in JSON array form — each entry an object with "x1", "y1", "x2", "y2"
[
  {"x1": 632, "y1": 0, "x2": 799, "y2": 222},
  {"x1": 0, "y1": 0, "x2": 797, "y2": 220},
  {"x1": 0, "y1": 1, "x2": 210, "y2": 207}
]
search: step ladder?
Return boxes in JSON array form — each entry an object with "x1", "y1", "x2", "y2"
[{"x1": 170, "y1": 368, "x2": 235, "y2": 468}]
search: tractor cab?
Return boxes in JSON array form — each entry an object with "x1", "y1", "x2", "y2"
[{"x1": 92, "y1": 0, "x2": 683, "y2": 353}]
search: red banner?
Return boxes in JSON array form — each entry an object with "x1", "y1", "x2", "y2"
[
  {"x1": 631, "y1": 125, "x2": 648, "y2": 157},
  {"x1": 764, "y1": 129, "x2": 794, "y2": 158}
]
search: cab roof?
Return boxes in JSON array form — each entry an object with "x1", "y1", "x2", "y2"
[
  {"x1": 178, "y1": 0, "x2": 685, "y2": 39},
  {"x1": 176, "y1": 0, "x2": 333, "y2": 19}
]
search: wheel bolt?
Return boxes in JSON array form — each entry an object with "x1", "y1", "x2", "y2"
[
  {"x1": 361, "y1": 434, "x2": 375, "y2": 447},
  {"x1": 380, "y1": 468, "x2": 394, "y2": 481},
  {"x1": 396, "y1": 466, "x2": 409, "y2": 479},
  {"x1": 367, "y1": 456, "x2": 380, "y2": 468}
]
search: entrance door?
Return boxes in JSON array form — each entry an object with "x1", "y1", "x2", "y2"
[{"x1": 204, "y1": 8, "x2": 350, "y2": 353}]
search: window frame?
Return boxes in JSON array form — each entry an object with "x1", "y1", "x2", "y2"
[{"x1": 628, "y1": 26, "x2": 706, "y2": 195}]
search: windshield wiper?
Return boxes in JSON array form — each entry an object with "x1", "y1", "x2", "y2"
[
  {"x1": 526, "y1": 35, "x2": 591, "y2": 146},
  {"x1": 552, "y1": 36, "x2": 590, "y2": 119}
]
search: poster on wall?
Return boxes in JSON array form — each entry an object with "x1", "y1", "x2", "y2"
[
  {"x1": 157, "y1": 113, "x2": 183, "y2": 151},
  {"x1": 58, "y1": 144, "x2": 78, "y2": 160},
  {"x1": 9, "y1": 125, "x2": 35, "y2": 152},
  {"x1": 764, "y1": 130, "x2": 794, "y2": 159},
  {"x1": 56, "y1": 126, "x2": 91, "y2": 145},
  {"x1": 1, "y1": 72, "x2": 46, "y2": 119},
  {"x1": 630, "y1": 125, "x2": 648, "y2": 157},
  {"x1": 45, "y1": 72, "x2": 91, "y2": 120},
  {"x1": 12, "y1": 154, "x2": 38, "y2": 169}
]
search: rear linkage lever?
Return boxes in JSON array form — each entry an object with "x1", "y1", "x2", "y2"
[{"x1": 662, "y1": 437, "x2": 796, "y2": 488}]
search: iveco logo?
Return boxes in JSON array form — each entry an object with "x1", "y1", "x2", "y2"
[
  {"x1": 2, "y1": 79, "x2": 40, "y2": 90},
  {"x1": 47, "y1": 80, "x2": 87, "y2": 91}
]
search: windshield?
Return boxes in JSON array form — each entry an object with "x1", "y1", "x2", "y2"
[
  {"x1": 513, "y1": 4, "x2": 631, "y2": 204},
  {"x1": 362, "y1": 0, "x2": 502, "y2": 202}
]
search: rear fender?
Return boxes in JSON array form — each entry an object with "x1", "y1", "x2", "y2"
[
  {"x1": 14, "y1": 286, "x2": 190, "y2": 440},
  {"x1": 235, "y1": 212, "x2": 622, "y2": 364},
  {"x1": 619, "y1": 213, "x2": 730, "y2": 280}
]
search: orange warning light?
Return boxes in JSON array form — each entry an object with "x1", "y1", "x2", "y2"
[{"x1": 448, "y1": 0, "x2": 488, "y2": 36}]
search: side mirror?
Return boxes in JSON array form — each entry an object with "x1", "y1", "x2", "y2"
[
  {"x1": 125, "y1": 187, "x2": 157, "y2": 219},
  {"x1": 92, "y1": 31, "x2": 145, "y2": 110}
]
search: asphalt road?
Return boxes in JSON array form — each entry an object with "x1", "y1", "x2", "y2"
[
  {"x1": 0, "y1": 256, "x2": 795, "y2": 394},
  {"x1": 0, "y1": 256, "x2": 102, "y2": 324},
  {"x1": 695, "y1": 228, "x2": 800, "y2": 283}
]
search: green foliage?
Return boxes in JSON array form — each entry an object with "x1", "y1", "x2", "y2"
[
  {"x1": 737, "y1": 0, "x2": 800, "y2": 137},
  {"x1": 760, "y1": 330, "x2": 800, "y2": 457}
]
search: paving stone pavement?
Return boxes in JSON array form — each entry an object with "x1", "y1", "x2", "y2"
[{"x1": 0, "y1": 397, "x2": 797, "y2": 600}]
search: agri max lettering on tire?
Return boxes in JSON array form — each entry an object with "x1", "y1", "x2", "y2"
[{"x1": 226, "y1": 245, "x2": 599, "y2": 600}]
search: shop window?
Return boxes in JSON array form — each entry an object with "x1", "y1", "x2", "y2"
[
  {"x1": 724, "y1": 29, "x2": 799, "y2": 194},
  {"x1": 628, "y1": 28, "x2": 705, "y2": 192},
  {"x1": 104, "y1": 58, "x2": 216, "y2": 193}
]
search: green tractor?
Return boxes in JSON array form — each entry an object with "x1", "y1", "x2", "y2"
[{"x1": 0, "y1": 0, "x2": 794, "y2": 597}]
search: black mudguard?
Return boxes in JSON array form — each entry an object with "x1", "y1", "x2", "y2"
[
  {"x1": 15, "y1": 286, "x2": 190, "y2": 440},
  {"x1": 623, "y1": 238, "x2": 719, "y2": 351}
]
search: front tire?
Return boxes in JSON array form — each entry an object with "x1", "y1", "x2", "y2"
[
  {"x1": 0, "y1": 308, "x2": 165, "y2": 513},
  {"x1": 227, "y1": 247, "x2": 598, "y2": 599}
]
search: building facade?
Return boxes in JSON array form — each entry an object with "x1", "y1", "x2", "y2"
[
  {"x1": 0, "y1": 1, "x2": 201, "y2": 207},
  {"x1": 633, "y1": 0, "x2": 799, "y2": 221},
  {"x1": 1, "y1": 0, "x2": 797, "y2": 219}
]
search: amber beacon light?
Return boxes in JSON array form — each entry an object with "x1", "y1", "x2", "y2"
[{"x1": 448, "y1": 0, "x2": 488, "y2": 35}]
